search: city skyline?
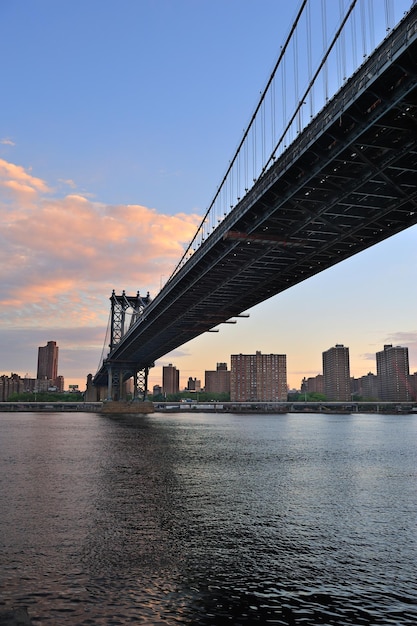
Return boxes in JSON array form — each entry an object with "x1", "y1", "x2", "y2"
[
  {"x1": 3, "y1": 339, "x2": 417, "y2": 402},
  {"x1": 156, "y1": 341, "x2": 417, "y2": 394},
  {"x1": 3, "y1": 336, "x2": 417, "y2": 395},
  {"x1": 0, "y1": 0, "x2": 416, "y2": 391}
]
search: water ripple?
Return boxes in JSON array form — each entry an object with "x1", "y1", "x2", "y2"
[{"x1": 0, "y1": 412, "x2": 416, "y2": 624}]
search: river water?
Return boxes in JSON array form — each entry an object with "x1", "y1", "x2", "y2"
[{"x1": 0, "y1": 411, "x2": 416, "y2": 625}]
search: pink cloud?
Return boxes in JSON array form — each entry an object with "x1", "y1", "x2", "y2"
[
  {"x1": 0, "y1": 158, "x2": 201, "y2": 333},
  {"x1": 0, "y1": 158, "x2": 50, "y2": 193}
]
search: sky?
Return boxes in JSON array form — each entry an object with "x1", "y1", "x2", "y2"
[{"x1": 1, "y1": 0, "x2": 416, "y2": 392}]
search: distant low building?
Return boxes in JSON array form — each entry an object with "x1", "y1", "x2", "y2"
[
  {"x1": 153, "y1": 384, "x2": 162, "y2": 397},
  {"x1": 408, "y1": 372, "x2": 417, "y2": 401},
  {"x1": 358, "y1": 372, "x2": 379, "y2": 400},
  {"x1": 205, "y1": 363, "x2": 231, "y2": 394},
  {"x1": 36, "y1": 375, "x2": 65, "y2": 393},
  {"x1": 22, "y1": 377, "x2": 36, "y2": 393},
  {"x1": 301, "y1": 374, "x2": 324, "y2": 395},
  {"x1": 186, "y1": 377, "x2": 201, "y2": 392},
  {"x1": 0, "y1": 374, "x2": 23, "y2": 401}
]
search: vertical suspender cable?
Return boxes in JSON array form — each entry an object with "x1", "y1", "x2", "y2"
[
  {"x1": 261, "y1": 98, "x2": 265, "y2": 168},
  {"x1": 336, "y1": 1, "x2": 342, "y2": 86},
  {"x1": 282, "y1": 52, "x2": 287, "y2": 146},
  {"x1": 252, "y1": 119, "x2": 257, "y2": 182},
  {"x1": 270, "y1": 70, "x2": 276, "y2": 156},
  {"x1": 321, "y1": 0, "x2": 328, "y2": 101},
  {"x1": 384, "y1": 0, "x2": 393, "y2": 31},
  {"x1": 350, "y1": 5, "x2": 358, "y2": 71},
  {"x1": 339, "y1": 0, "x2": 347, "y2": 80},
  {"x1": 244, "y1": 136, "x2": 248, "y2": 192},
  {"x1": 237, "y1": 152, "x2": 241, "y2": 201},
  {"x1": 263, "y1": 0, "x2": 358, "y2": 172},
  {"x1": 368, "y1": 0, "x2": 375, "y2": 53},
  {"x1": 361, "y1": 0, "x2": 367, "y2": 57},
  {"x1": 306, "y1": 3, "x2": 314, "y2": 119},
  {"x1": 294, "y1": 26, "x2": 300, "y2": 133}
]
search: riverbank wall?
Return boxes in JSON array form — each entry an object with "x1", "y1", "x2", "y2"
[{"x1": 1, "y1": 401, "x2": 416, "y2": 414}]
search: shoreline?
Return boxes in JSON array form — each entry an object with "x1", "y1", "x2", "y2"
[{"x1": 0, "y1": 401, "x2": 416, "y2": 414}]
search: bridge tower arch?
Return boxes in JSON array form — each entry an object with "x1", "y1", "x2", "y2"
[{"x1": 105, "y1": 290, "x2": 153, "y2": 402}]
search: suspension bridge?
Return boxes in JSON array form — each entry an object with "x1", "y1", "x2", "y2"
[{"x1": 93, "y1": 0, "x2": 417, "y2": 401}]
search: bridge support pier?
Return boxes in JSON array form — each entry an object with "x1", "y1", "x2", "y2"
[
  {"x1": 105, "y1": 361, "x2": 153, "y2": 402},
  {"x1": 107, "y1": 364, "x2": 113, "y2": 401},
  {"x1": 106, "y1": 364, "x2": 124, "y2": 401},
  {"x1": 132, "y1": 364, "x2": 153, "y2": 401}
]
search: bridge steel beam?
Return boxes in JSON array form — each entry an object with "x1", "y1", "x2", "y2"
[{"x1": 94, "y1": 7, "x2": 417, "y2": 387}]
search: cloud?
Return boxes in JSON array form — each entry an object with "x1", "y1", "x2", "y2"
[
  {"x1": 0, "y1": 326, "x2": 106, "y2": 379},
  {"x1": 0, "y1": 157, "x2": 202, "y2": 361},
  {"x1": 383, "y1": 331, "x2": 417, "y2": 346},
  {"x1": 382, "y1": 332, "x2": 417, "y2": 369},
  {"x1": 58, "y1": 178, "x2": 77, "y2": 189},
  {"x1": 0, "y1": 158, "x2": 49, "y2": 193},
  {"x1": 0, "y1": 138, "x2": 15, "y2": 146},
  {"x1": 362, "y1": 332, "x2": 417, "y2": 362},
  {"x1": 361, "y1": 332, "x2": 417, "y2": 375}
]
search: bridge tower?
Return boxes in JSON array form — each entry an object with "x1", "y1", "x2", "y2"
[{"x1": 105, "y1": 290, "x2": 153, "y2": 402}]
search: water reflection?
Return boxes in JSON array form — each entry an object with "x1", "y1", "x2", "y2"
[{"x1": 0, "y1": 412, "x2": 416, "y2": 624}]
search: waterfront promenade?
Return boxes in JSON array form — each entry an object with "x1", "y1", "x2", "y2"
[
  {"x1": 0, "y1": 402, "x2": 102, "y2": 412},
  {"x1": 1, "y1": 401, "x2": 416, "y2": 414}
]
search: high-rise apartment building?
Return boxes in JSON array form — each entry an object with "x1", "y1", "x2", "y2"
[
  {"x1": 204, "y1": 363, "x2": 231, "y2": 394},
  {"x1": 376, "y1": 344, "x2": 410, "y2": 402},
  {"x1": 37, "y1": 341, "x2": 59, "y2": 380},
  {"x1": 322, "y1": 344, "x2": 351, "y2": 401},
  {"x1": 162, "y1": 364, "x2": 179, "y2": 395},
  {"x1": 230, "y1": 351, "x2": 287, "y2": 402}
]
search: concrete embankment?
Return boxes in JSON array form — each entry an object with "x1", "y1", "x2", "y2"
[
  {"x1": 0, "y1": 402, "x2": 102, "y2": 412},
  {"x1": 100, "y1": 401, "x2": 154, "y2": 414},
  {"x1": 0, "y1": 401, "x2": 155, "y2": 414}
]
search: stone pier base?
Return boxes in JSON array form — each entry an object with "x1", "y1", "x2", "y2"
[{"x1": 100, "y1": 401, "x2": 154, "y2": 414}]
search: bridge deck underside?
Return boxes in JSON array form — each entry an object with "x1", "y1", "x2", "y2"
[{"x1": 94, "y1": 14, "x2": 417, "y2": 385}]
